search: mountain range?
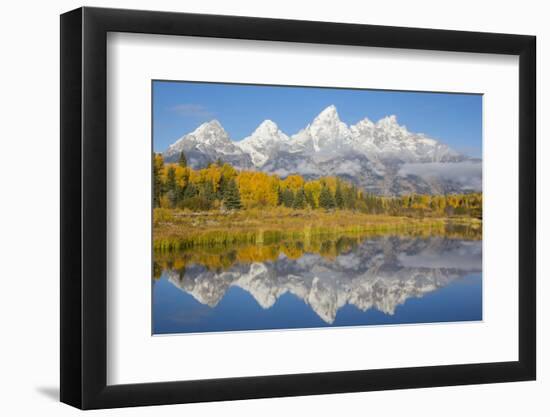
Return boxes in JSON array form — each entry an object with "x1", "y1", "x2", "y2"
[{"x1": 162, "y1": 105, "x2": 481, "y2": 195}]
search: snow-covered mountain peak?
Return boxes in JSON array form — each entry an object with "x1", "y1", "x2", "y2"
[
  {"x1": 313, "y1": 104, "x2": 340, "y2": 124},
  {"x1": 236, "y1": 119, "x2": 290, "y2": 167},
  {"x1": 163, "y1": 119, "x2": 253, "y2": 168},
  {"x1": 191, "y1": 119, "x2": 228, "y2": 141},
  {"x1": 353, "y1": 117, "x2": 375, "y2": 130},
  {"x1": 377, "y1": 114, "x2": 398, "y2": 125},
  {"x1": 376, "y1": 115, "x2": 406, "y2": 132},
  {"x1": 293, "y1": 105, "x2": 351, "y2": 152},
  {"x1": 251, "y1": 119, "x2": 284, "y2": 137},
  {"x1": 350, "y1": 118, "x2": 376, "y2": 142}
]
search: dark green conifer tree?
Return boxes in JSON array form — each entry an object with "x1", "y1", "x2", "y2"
[
  {"x1": 183, "y1": 182, "x2": 198, "y2": 200},
  {"x1": 153, "y1": 153, "x2": 163, "y2": 208},
  {"x1": 319, "y1": 185, "x2": 335, "y2": 210},
  {"x1": 282, "y1": 188, "x2": 295, "y2": 208},
  {"x1": 223, "y1": 179, "x2": 242, "y2": 210},
  {"x1": 335, "y1": 183, "x2": 344, "y2": 209},
  {"x1": 277, "y1": 187, "x2": 284, "y2": 206},
  {"x1": 165, "y1": 166, "x2": 177, "y2": 207},
  {"x1": 293, "y1": 188, "x2": 306, "y2": 209},
  {"x1": 201, "y1": 181, "x2": 216, "y2": 202}
]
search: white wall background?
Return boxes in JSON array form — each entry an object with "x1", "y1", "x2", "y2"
[{"x1": 0, "y1": 0, "x2": 545, "y2": 415}]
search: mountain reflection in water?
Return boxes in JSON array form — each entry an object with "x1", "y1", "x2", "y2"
[{"x1": 153, "y1": 234, "x2": 482, "y2": 334}]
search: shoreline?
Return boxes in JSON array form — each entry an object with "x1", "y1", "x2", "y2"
[{"x1": 153, "y1": 208, "x2": 482, "y2": 251}]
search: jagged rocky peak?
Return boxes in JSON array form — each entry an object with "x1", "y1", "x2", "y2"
[
  {"x1": 376, "y1": 115, "x2": 408, "y2": 134},
  {"x1": 163, "y1": 119, "x2": 253, "y2": 168},
  {"x1": 164, "y1": 119, "x2": 229, "y2": 157},
  {"x1": 252, "y1": 119, "x2": 282, "y2": 136},
  {"x1": 377, "y1": 114, "x2": 398, "y2": 126},
  {"x1": 351, "y1": 116, "x2": 375, "y2": 131},
  {"x1": 309, "y1": 105, "x2": 348, "y2": 133},
  {"x1": 236, "y1": 119, "x2": 290, "y2": 167},
  {"x1": 292, "y1": 105, "x2": 351, "y2": 152},
  {"x1": 242, "y1": 119, "x2": 289, "y2": 145},
  {"x1": 313, "y1": 104, "x2": 340, "y2": 123},
  {"x1": 190, "y1": 119, "x2": 229, "y2": 142}
]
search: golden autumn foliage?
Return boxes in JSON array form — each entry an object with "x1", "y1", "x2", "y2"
[
  {"x1": 280, "y1": 174, "x2": 305, "y2": 191},
  {"x1": 237, "y1": 171, "x2": 279, "y2": 208}
]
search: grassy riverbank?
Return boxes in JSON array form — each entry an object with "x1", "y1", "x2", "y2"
[{"x1": 153, "y1": 208, "x2": 482, "y2": 251}]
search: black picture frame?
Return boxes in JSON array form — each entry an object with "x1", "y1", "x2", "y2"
[{"x1": 60, "y1": 6, "x2": 536, "y2": 410}]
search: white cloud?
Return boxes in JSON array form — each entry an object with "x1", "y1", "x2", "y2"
[
  {"x1": 398, "y1": 160, "x2": 482, "y2": 191},
  {"x1": 170, "y1": 103, "x2": 214, "y2": 119},
  {"x1": 272, "y1": 168, "x2": 290, "y2": 177},
  {"x1": 295, "y1": 161, "x2": 322, "y2": 175},
  {"x1": 333, "y1": 160, "x2": 361, "y2": 176}
]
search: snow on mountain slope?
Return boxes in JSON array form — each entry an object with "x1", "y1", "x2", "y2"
[
  {"x1": 290, "y1": 105, "x2": 352, "y2": 154},
  {"x1": 349, "y1": 114, "x2": 463, "y2": 163}
]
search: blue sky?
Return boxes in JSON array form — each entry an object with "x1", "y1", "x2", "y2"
[{"x1": 153, "y1": 81, "x2": 482, "y2": 157}]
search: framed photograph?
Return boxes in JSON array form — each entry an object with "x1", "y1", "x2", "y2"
[{"x1": 60, "y1": 6, "x2": 536, "y2": 409}]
